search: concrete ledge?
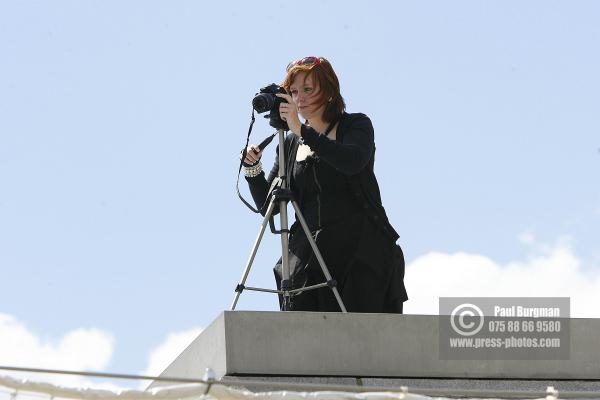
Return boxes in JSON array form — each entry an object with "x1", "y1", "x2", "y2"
[
  {"x1": 223, "y1": 376, "x2": 600, "y2": 393},
  {"x1": 150, "y1": 311, "x2": 600, "y2": 388}
]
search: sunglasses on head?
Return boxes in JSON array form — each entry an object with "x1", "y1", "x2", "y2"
[{"x1": 286, "y1": 56, "x2": 322, "y2": 72}]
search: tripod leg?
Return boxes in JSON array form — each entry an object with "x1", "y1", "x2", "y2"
[
  {"x1": 278, "y1": 197, "x2": 292, "y2": 311},
  {"x1": 290, "y1": 201, "x2": 348, "y2": 313},
  {"x1": 231, "y1": 199, "x2": 277, "y2": 310}
]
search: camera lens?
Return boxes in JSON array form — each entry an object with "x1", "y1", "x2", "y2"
[{"x1": 252, "y1": 93, "x2": 274, "y2": 113}]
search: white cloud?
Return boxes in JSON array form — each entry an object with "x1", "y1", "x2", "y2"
[
  {"x1": 404, "y1": 235, "x2": 600, "y2": 317},
  {"x1": 0, "y1": 316, "x2": 204, "y2": 392},
  {"x1": 0, "y1": 314, "x2": 117, "y2": 389},
  {"x1": 139, "y1": 327, "x2": 203, "y2": 387},
  {"x1": 517, "y1": 231, "x2": 536, "y2": 245}
]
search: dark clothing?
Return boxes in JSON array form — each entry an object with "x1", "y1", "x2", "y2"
[{"x1": 245, "y1": 112, "x2": 408, "y2": 312}]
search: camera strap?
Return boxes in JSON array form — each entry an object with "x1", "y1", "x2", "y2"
[
  {"x1": 236, "y1": 109, "x2": 279, "y2": 214},
  {"x1": 236, "y1": 109, "x2": 262, "y2": 213}
]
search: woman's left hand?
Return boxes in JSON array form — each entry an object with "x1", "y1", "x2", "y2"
[{"x1": 275, "y1": 93, "x2": 302, "y2": 136}]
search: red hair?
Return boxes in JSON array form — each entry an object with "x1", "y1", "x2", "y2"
[{"x1": 281, "y1": 57, "x2": 346, "y2": 124}]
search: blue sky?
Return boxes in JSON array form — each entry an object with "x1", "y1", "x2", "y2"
[{"x1": 1, "y1": 0, "x2": 599, "y2": 389}]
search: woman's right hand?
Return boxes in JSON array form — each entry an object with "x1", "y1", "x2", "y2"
[{"x1": 241, "y1": 144, "x2": 263, "y2": 166}]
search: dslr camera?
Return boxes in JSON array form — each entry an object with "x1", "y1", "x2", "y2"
[{"x1": 252, "y1": 84, "x2": 289, "y2": 130}]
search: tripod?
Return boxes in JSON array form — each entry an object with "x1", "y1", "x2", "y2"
[{"x1": 231, "y1": 128, "x2": 347, "y2": 312}]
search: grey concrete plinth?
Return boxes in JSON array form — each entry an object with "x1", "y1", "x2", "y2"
[{"x1": 150, "y1": 311, "x2": 600, "y2": 389}]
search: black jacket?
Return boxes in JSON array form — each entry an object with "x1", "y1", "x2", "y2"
[{"x1": 246, "y1": 112, "x2": 399, "y2": 243}]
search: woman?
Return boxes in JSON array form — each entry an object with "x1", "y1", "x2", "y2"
[{"x1": 243, "y1": 56, "x2": 407, "y2": 313}]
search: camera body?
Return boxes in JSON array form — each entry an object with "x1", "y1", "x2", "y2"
[{"x1": 252, "y1": 83, "x2": 289, "y2": 130}]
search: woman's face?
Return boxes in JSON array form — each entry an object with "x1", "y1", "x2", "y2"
[{"x1": 289, "y1": 71, "x2": 324, "y2": 121}]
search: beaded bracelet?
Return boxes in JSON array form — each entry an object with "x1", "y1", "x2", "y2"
[{"x1": 243, "y1": 161, "x2": 263, "y2": 178}]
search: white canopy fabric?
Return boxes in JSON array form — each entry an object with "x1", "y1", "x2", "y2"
[{"x1": 0, "y1": 375, "x2": 432, "y2": 400}]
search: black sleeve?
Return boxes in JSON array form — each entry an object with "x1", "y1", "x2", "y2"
[
  {"x1": 300, "y1": 114, "x2": 374, "y2": 176},
  {"x1": 244, "y1": 145, "x2": 280, "y2": 216}
]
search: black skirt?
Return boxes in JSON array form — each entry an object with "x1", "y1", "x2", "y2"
[{"x1": 274, "y1": 213, "x2": 407, "y2": 313}]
